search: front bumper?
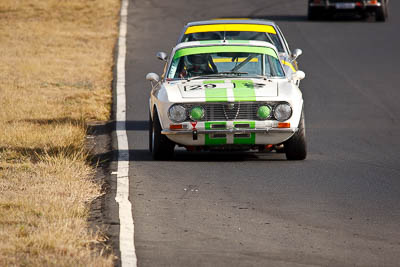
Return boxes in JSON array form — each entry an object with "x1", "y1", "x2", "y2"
[
  {"x1": 162, "y1": 127, "x2": 297, "y2": 146},
  {"x1": 162, "y1": 127, "x2": 297, "y2": 135}
]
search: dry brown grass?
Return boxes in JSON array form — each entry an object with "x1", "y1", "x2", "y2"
[{"x1": 0, "y1": 0, "x2": 120, "y2": 265}]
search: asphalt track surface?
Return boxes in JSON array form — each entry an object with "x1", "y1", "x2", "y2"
[{"x1": 117, "y1": 0, "x2": 400, "y2": 266}]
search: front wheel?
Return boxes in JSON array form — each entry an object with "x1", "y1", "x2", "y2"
[
  {"x1": 150, "y1": 109, "x2": 175, "y2": 160},
  {"x1": 149, "y1": 112, "x2": 153, "y2": 152},
  {"x1": 284, "y1": 110, "x2": 307, "y2": 160}
]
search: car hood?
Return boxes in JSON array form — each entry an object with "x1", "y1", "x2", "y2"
[
  {"x1": 174, "y1": 79, "x2": 278, "y2": 102},
  {"x1": 162, "y1": 78, "x2": 299, "y2": 103}
]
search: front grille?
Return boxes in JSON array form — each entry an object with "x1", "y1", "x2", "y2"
[{"x1": 183, "y1": 102, "x2": 285, "y2": 121}]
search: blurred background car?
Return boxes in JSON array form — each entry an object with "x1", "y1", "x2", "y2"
[{"x1": 308, "y1": 0, "x2": 389, "y2": 21}]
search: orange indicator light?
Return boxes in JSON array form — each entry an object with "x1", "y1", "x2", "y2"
[
  {"x1": 170, "y1": 124, "x2": 183, "y2": 130},
  {"x1": 278, "y1": 122, "x2": 291, "y2": 128}
]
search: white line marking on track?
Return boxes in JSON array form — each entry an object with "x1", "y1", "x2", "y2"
[{"x1": 115, "y1": 0, "x2": 137, "y2": 266}]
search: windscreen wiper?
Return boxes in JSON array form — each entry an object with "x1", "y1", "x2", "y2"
[
  {"x1": 245, "y1": 74, "x2": 269, "y2": 79},
  {"x1": 217, "y1": 71, "x2": 248, "y2": 76},
  {"x1": 231, "y1": 54, "x2": 257, "y2": 72}
]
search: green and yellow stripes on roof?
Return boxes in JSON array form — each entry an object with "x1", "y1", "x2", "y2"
[
  {"x1": 185, "y1": 24, "x2": 276, "y2": 35},
  {"x1": 173, "y1": 45, "x2": 278, "y2": 60}
]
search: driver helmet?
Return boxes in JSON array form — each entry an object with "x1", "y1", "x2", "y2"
[{"x1": 185, "y1": 54, "x2": 209, "y2": 74}]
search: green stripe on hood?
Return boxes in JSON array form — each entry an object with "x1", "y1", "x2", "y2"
[
  {"x1": 204, "y1": 80, "x2": 227, "y2": 102},
  {"x1": 232, "y1": 80, "x2": 256, "y2": 102}
]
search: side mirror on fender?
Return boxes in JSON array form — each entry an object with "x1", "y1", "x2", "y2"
[
  {"x1": 291, "y1": 48, "x2": 303, "y2": 61},
  {"x1": 156, "y1": 52, "x2": 168, "y2": 62},
  {"x1": 146, "y1": 72, "x2": 160, "y2": 83},
  {"x1": 292, "y1": 70, "x2": 305, "y2": 81}
]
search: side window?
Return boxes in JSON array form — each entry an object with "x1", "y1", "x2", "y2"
[
  {"x1": 168, "y1": 58, "x2": 180, "y2": 79},
  {"x1": 264, "y1": 55, "x2": 272, "y2": 77},
  {"x1": 265, "y1": 55, "x2": 285, "y2": 78},
  {"x1": 275, "y1": 26, "x2": 291, "y2": 55},
  {"x1": 267, "y1": 33, "x2": 284, "y2": 53}
]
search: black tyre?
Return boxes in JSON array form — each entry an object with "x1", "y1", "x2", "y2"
[
  {"x1": 284, "y1": 110, "x2": 307, "y2": 160},
  {"x1": 150, "y1": 109, "x2": 175, "y2": 160},
  {"x1": 149, "y1": 112, "x2": 153, "y2": 152},
  {"x1": 375, "y1": 0, "x2": 388, "y2": 22}
]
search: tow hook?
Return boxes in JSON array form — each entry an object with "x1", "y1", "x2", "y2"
[
  {"x1": 190, "y1": 121, "x2": 198, "y2": 140},
  {"x1": 192, "y1": 130, "x2": 198, "y2": 140}
]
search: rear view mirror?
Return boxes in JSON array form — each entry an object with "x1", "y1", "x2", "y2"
[
  {"x1": 291, "y1": 49, "x2": 303, "y2": 60},
  {"x1": 156, "y1": 52, "x2": 168, "y2": 62},
  {"x1": 146, "y1": 72, "x2": 160, "y2": 83}
]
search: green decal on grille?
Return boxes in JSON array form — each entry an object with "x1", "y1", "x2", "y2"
[
  {"x1": 205, "y1": 122, "x2": 226, "y2": 130},
  {"x1": 205, "y1": 122, "x2": 227, "y2": 145},
  {"x1": 234, "y1": 121, "x2": 255, "y2": 128},
  {"x1": 232, "y1": 80, "x2": 256, "y2": 102},
  {"x1": 233, "y1": 121, "x2": 256, "y2": 145},
  {"x1": 204, "y1": 80, "x2": 227, "y2": 102}
]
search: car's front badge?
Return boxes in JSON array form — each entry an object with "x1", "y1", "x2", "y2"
[{"x1": 190, "y1": 121, "x2": 198, "y2": 130}]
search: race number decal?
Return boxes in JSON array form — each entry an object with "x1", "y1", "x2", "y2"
[
  {"x1": 253, "y1": 83, "x2": 265, "y2": 89},
  {"x1": 184, "y1": 84, "x2": 203, "y2": 91},
  {"x1": 204, "y1": 83, "x2": 217, "y2": 89},
  {"x1": 183, "y1": 81, "x2": 264, "y2": 91},
  {"x1": 184, "y1": 83, "x2": 232, "y2": 91}
]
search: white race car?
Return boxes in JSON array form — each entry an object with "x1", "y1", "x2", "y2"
[{"x1": 146, "y1": 40, "x2": 307, "y2": 160}]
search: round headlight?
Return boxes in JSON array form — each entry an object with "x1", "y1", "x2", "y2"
[
  {"x1": 274, "y1": 103, "x2": 292, "y2": 122},
  {"x1": 257, "y1": 105, "x2": 271, "y2": 120},
  {"x1": 189, "y1": 106, "x2": 205, "y2": 120},
  {"x1": 168, "y1": 104, "x2": 187, "y2": 122}
]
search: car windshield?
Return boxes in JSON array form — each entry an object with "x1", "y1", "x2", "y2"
[
  {"x1": 182, "y1": 31, "x2": 285, "y2": 53},
  {"x1": 167, "y1": 45, "x2": 285, "y2": 79}
]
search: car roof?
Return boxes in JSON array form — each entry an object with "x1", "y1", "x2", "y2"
[{"x1": 184, "y1": 19, "x2": 277, "y2": 27}]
